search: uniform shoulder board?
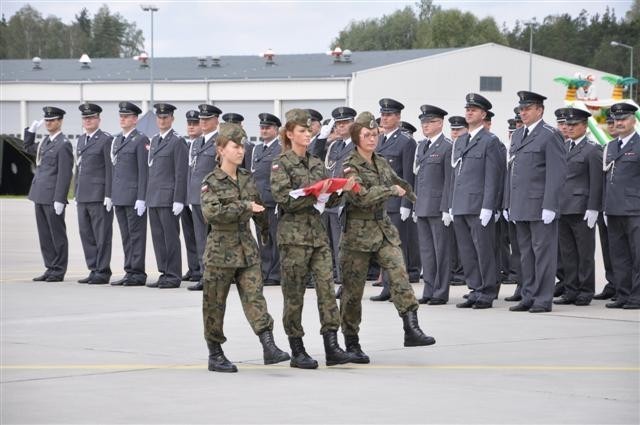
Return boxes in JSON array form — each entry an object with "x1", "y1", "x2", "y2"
[
  {"x1": 238, "y1": 167, "x2": 250, "y2": 175},
  {"x1": 202, "y1": 171, "x2": 215, "y2": 182},
  {"x1": 102, "y1": 131, "x2": 112, "y2": 137},
  {"x1": 444, "y1": 137, "x2": 453, "y2": 144},
  {"x1": 542, "y1": 124, "x2": 558, "y2": 134}
]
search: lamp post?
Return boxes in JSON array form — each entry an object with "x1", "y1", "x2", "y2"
[
  {"x1": 141, "y1": 4, "x2": 158, "y2": 107},
  {"x1": 610, "y1": 41, "x2": 635, "y2": 100},
  {"x1": 524, "y1": 20, "x2": 536, "y2": 91}
]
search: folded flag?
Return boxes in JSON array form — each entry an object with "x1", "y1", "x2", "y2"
[{"x1": 289, "y1": 178, "x2": 360, "y2": 199}]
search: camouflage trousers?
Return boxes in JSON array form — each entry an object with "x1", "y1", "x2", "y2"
[
  {"x1": 279, "y1": 244, "x2": 341, "y2": 337},
  {"x1": 340, "y1": 242, "x2": 419, "y2": 336},
  {"x1": 202, "y1": 263, "x2": 274, "y2": 344}
]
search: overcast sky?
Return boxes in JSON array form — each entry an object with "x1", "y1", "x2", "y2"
[{"x1": 1, "y1": 1, "x2": 634, "y2": 57}]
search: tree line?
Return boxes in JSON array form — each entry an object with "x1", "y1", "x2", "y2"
[
  {"x1": 333, "y1": 0, "x2": 640, "y2": 96},
  {"x1": 0, "y1": 4, "x2": 144, "y2": 59}
]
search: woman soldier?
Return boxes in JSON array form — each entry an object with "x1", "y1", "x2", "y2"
[
  {"x1": 270, "y1": 108, "x2": 356, "y2": 369},
  {"x1": 200, "y1": 122, "x2": 290, "y2": 373},
  {"x1": 339, "y1": 112, "x2": 436, "y2": 363}
]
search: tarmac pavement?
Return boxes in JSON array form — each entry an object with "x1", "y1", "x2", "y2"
[{"x1": 1, "y1": 198, "x2": 639, "y2": 424}]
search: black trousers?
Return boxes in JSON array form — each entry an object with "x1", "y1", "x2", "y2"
[
  {"x1": 34, "y1": 203, "x2": 68, "y2": 278},
  {"x1": 181, "y1": 206, "x2": 201, "y2": 279},
  {"x1": 558, "y1": 214, "x2": 596, "y2": 300},
  {"x1": 115, "y1": 205, "x2": 147, "y2": 283},
  {"x1": 77, "y1": 201, "x2": 113, "y2": 280},
  {"x1": 607, "y1": 215, "x2": 640, "y2": 305}
]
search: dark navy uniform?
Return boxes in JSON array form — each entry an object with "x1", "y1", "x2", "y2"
[
  {"x1": 603, "y1": 103, "x2": 640, "y2": 309},
  {"x1": 111, "y1": 102, "x2": 149, "y2": 285},
  {"x1": 75, "y1": 103, "x2": 114, "y2": 284},
  {"x1": 24, "y1": 106, "x2": 73, "y2": 281}
]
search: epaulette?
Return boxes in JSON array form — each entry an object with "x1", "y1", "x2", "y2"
[
  {"x1": 102, "y1": 131, "x2": 112, "y2": 137},
  {"x1": 542, "y1": 124, "x2": 558, "y2": 134}
]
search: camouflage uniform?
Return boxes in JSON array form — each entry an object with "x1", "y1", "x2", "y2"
[
  {"x1": 270, "y1": 149, "x2": 343, "y2": 337},
  {"x1": 340, "y1": 148, "x2": 420, "y2": 336},
  {"x1": 201, "y1": 165, "x2": 274, "y2": 345}
]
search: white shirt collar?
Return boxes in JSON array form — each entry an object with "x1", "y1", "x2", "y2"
[
  {"x1": 159, "y1": 128, "x2": 172, "y2": 139},
  {"x1": 85, "y1": 129, "x2": 99, "y2": 139},
  {"x1": 468, "y1": 126, "x2": 483, "y2": 140},
  {"x1": 571, "y1": 135, "x2": 586, "y2": 146},
  {"x1": 384, "y1": 127, "x2": 399, "y2": 139},
  {"x1": 525, "y1": 118, "x2": 543, "y2": 133},
  {"x1": 264, "y1": 138, "x2": 278, "y2": 149},
  {"x1": 620, "y1": 131, "x2": 637, "y2": 148},
  {"x1": 426, "y1": 132, "x2": 443, "y2": 143},
  {"x1": 48, "y1": 131, "x2": 61, "y2": 141},
  {"x1": 343, "y1": 137, "x2": 352, "y2": 146},
  {"x1": 122, "y1": 128, "x2": 135, "y2": 138}
]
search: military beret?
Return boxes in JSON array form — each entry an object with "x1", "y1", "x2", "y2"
[
  {"x1": 554, "y1": 108, "x2": 568, "y2": 123},
  {"x1": 517, "y1": 91, "x2": 547, "y2": 106},
  {"x1": 355, "y1": 111, "x2": 378, "y2": 129},
  {"x1": 419, "y1": 105, "x2": 447, "y2": 121},
  {"x1": 258, "y1": 113, "x2": 281, "y2": 127},
  {"x1": 198, "y1": 104, "x2": 222, "y2": 118},
  {"x1": 508, "y1": 118, "x2": 517, "y2": 131},
  {"x1": 331, "y1": 106, "x2": 357, "y2": 122},
  {"x1": 119, "y1": 101, "x2": 142, "y2": 116},
  {"x1": 42, "y1": 106, "x2": 66, "y2": 120},
  {"x1": 218, "y1": 122, "x2": 247, "y2": 145},
  {"x1": 284, "y1": 108, "x2": 312, "y2": 128},
  {"x1": 564, "y1": 107, "x2": 591, "y2": 124},
  {"x1": 379, "y1": 98, "x2": 404, "y2": 113},
  {"x1": 222, "y1": 112, "x2": 244, "y2": 124},
  {"x1": 78, "y1": 102, "x2": 102, "y2": 117},
  {"x1": 154, "y1": 103, "x2": 177, "y2": 117},
  {"x1": 400, "y1": 121, "x2": 417, "y2": 134},
  {"x1": 306, "y1": 109, "x2": 323, "y2": 122},
  {"x1": 186, "y1": 110, "x2": 200, "y2": 122},
  {"x1": 465, "y1": 93, "x2": 492, "y2": 111},
  {"x1": 448, "y1": 116, "x2": 467, "y2": 129},
  {"x1": 483, "y1": 110, "x2": 495, "y2": 122},
  {"x1": 609, "y1": 102, "x2": 638, "y2": 120}
]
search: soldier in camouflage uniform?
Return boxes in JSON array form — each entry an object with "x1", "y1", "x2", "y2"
[
  {"x1": 200, "y1": 123, "x2": 290, "y2": 373},
  {"x1": 270, "y1": 108, "x2": 356, "y2": 369},
  {"x1": 340, "y1": 112, "x2": 436, "y2": 362}
]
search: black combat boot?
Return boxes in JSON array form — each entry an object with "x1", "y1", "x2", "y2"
[
  {"x1": 323, "y1": 331, "x2": 355, "y2": 366},
  {"x1": 401, "y1": 310, "x2": 436, "y2": 347},
  {"x1": 345, "y1": 334, "x2": 370, "y2": 364},
  {"x1": 207, "y1": 342, "x2": 238, "y2": 373},
  {"x1": 288, "y1": 337, "x2": 318, "y2": 369},
  {"x1": 258, "y1": 330, "x2": 291, "y2": 365}
]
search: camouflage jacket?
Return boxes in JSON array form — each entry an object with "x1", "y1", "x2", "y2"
[
  {"x1": 342, "y1": 150, "x2": 417, "y2": 252},
  {"x1": 270, "y1": 149, "x2": 340, "y2": 247},
  {"x1": 201, "y1": 166, "x2": 268, "y2": 268}
]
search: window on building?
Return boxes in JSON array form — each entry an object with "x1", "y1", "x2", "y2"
[{"x1": 480, "y1": 76, "x2": 502, "y2": 92}]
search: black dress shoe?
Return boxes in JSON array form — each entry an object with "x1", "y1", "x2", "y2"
[
  {"x1": 500, "y1": 278, "x2": 518, "y2": 285},
  {"x1": 428, "y1": 298, "x2": 446, "y2": 305},
  {"x1": 189, "y1": 275, "x2": 201, "y2": 282},
  {"x1": 187, "y1": 281, "x2": 203, "y2": 291},
  {"x1": 146, "y1": 281, "x2": 160, "y2": 288},
  {"x1": 77, "y1": 276, "x2": 92, "y2": 284},
  {"x1": 123, "y1": 280, "x2": 145, "y2": 287},
  {"x1": 553, "y1": 297, "x2": 575, "y2": 305},
  {"x1": 32, "y1": 274, "x2": 48, "y2": 281},
  {"x1": 472, "y1": 300, "x2": 492, "y2": 309},
  {"x1": 456, "y1": 299, "x2": 475, "y2": 308},
  {"x1": 111, "y1": 277, "x2": 128, "y2": 286},
  {"x1": 574, "y1": 298, "x2": 591, "y2": 306},
  {"x1": 88, "y1": 278, "x2": 109, "y2": 285},
  {"x1": 449, "y1": 278, "x2": 466, "y2": 286},
  {"x1": 418, "y1": 297, "x2": 430, "y2": 304},
  {"x1": 462, "y1": 293, "x2": 470, "y2": 299},
  {"x1": 181, "y1": 272, "x2": 192, "y2": 281},
  {"x1": 409, "y1": 276, "x2": 420, "y2": 284},
  {"x1": 45, "y1": 275, "x2": 63, "y2": 282},
  {"x1": 529, "y1": 306, "x2": 551, "y2": 313},
  {"x1": 263, "y1": 279, "x2": 280, "y2": 286},
  {"x1": 606, "y1": 300, "x2": 626, "y2": 309},
  {"x1": 372, "y1": 281, "x2": 383, "y2": 287},
  {"x1": 509, "y1": 302, "x2": 532, "y2": 312},
  {"x1": 593, "y1": 288, "x2": 615, "y2": 300},
  {"x1": 370, "y1": 292, "x2": 391, "y2": 302},
  {"x1": 553, "y1": 284, "x2": 565, "y2": 297},
  {"x1": 622, "y1": 303, "x2": 640, "y2": 310},
  {"x1": 504, "y1": 294, "x2": 522, "y2": 302},
  {"x1": 158, "y1": 281, "x2": 181, "y2": 289}
]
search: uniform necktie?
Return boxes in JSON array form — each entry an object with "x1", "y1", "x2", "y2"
[
  {"x1": 158, "y1": 136, "x2": 163, "y2": 144},
  {"x1": 382, "y1": 135, "x2": 388, "y2": 145},
  {"x1": 569, "y1": 140, "x2": 575, "y2": 151},
  {"x1": 617, "y1": 139, "x2": 623, "y2": 150},
  {"x1": 423, "y1": 139, "x2": 431, "y2": 154},
  {"x1": 523, "y1": 127, "x2": 529, "y2": 140},
  {"x1": 43, "y1": 135, "x2": 50, "y2": 146}
]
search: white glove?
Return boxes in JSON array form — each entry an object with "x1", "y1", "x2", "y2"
[
  {"x1": 449, "y1": 208, "x2": 454, "y2": 223},
  {"x1": 400, "y1": 207, "x2": 411, "y2": 222},
  {"x1": 541, "y1": 209, "x2": 556, "y2": 224},
  {"x1": 319, "y1": 118, "x2": 335, "y2": 139},
  {"x1": 603, "y1": 213, "x2": 607, "y2": 226},
  {"x1": 317, "y1": 193, "x2": 330, "y2": 203},
  {"x1": 479, "y1": 208, "x2": 492, "y2": 227},
  {"x1": 502, "y1": 209, "x2": 509, "y2": 221},
  {"x1": 583, "y1": 210, "x2": 598, "y2": 229},
  {"x1": 172, "y1": 202, "x2": 184, "y2": 216},
  {"x1": 494, "y1": 212, "x2": 500, "y2": 223},
  {"x1": 53, "y1": 201, "x2": 65, "y2": 215},
  {"x1": 412, "y1": 211, "x2": 417, "y2": 223},
  {"x1": 134, "y1": 200, "x2": 146, "y2": 216},
  {"x1": 103, "y1": 197, "x2": 112, "y2": 212},
  {"x1": 442, "y1": 211, "x2": 453, "y2": 227},
  {"x1": 28, "y1": 119, "x2": 44, "y2": 133}
]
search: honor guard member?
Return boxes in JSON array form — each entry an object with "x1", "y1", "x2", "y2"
[
  {"x1": 146, "y1": 103, "x2": 189, "y2": 288},
  {"x1": 244, "y1": 112, "x2": 283, "y2": 286},
  {"x1": 602, "y1": 103, "x2": 640, "y2": 309},
  {"x1": 400, "y1": 121, "x2": 417, "y2": 136},
  {"x1": 507, "y1": 119, "x2": 517, "y2": 140},
  {"x1": 24, "y1": 107, "x2": 73, "y2": 282},
  {"x1": 514, "y1": 107, "x2": 524, "y2": 129},
  {"x1": 186, "y1": 103, "x2": 222, "y2": 291},
  {"x1": 371, "y1": 98, "x2": 420, "y2": 301},
  {"x1": 110, "y1": 102, "x2": 149, "y2": 286},
  {"x1": 413, "y1": 105, "x2": 453, "y2": 305},
  {"x1": 482, "y1": 110, "x2": 494, "y2": 131},
  {"x1": 490, "y1": 110, "x2": 510, "y2": 288},
  {"x1": 447, "y1": 115, "x2": 467, "y2": 286},
  {"x1": 308, "y1": 113, "x2": 338, "y2": 161},
  {"x1": 306, "y1": 109, "x2": 325, "y2": 158},
  {"x1": 180, "y1": 110, "x2": 203, "y2": 284},
  {"x1": 222, "y1": 113, "x2": 244, "y2": 126},
  {"x1": 324, "y1": 106, "x2": 357, "y2": 290},
  {"x1": 449, "y1": 93, "x2": 503, "y2": 309},
  {"x1": 594, "y1": 109, "x2": 618, "y2": 300},
  {"x1": 554, "y1": 107, "x2": 603, "y2": 306},
  {"x1": 555, "y1": 108, "x2": 570, "y2": 140},
  {"x1": 75, "y1": 103, "x2": 114, "y2": 284},
  {"x1": 507, "y1": 91, "x2": 567, "y2": 313}
]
